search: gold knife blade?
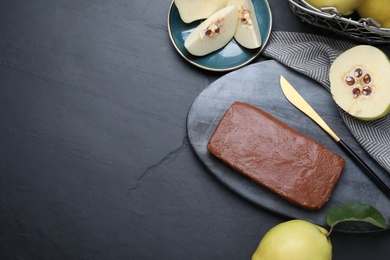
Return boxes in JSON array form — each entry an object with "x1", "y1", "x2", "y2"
[{"x1": 279, "y1": 75, "x2": 340, "y2": 142}]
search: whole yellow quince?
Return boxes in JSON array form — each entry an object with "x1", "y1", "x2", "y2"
[
  {"x1": 252, "y1": 220, "x2": 332, "y2": 260},
  {"x1": 357, "y1": 0, "x2": 390, "y2": 28},
  {"x1": 305, "y1": 0, "x2": 363, "y2": 16}
]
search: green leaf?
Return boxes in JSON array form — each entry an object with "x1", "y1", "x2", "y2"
[{"x1": 326, "y1": 202, "x2": 387, "y2": 230}]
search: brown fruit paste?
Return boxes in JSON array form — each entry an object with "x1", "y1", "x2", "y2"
[{"x1": 207, "y1": 102, "x2": 345, "y2": 210}]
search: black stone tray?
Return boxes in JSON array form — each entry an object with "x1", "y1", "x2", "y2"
[{"x1": 187, "y1": 60, "x2": 390, "y2": 233}]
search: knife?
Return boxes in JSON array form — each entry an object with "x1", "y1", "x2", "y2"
[{"x1": 280, "y1": 75, "x2": 390, "y2": 198}]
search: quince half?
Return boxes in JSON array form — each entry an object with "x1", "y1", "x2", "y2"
[{"x1": 329, "y1": 45, "x2": 390, "y2": 121}]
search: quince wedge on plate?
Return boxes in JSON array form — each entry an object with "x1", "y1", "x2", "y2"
[
  {"x1": 184, "y1": 5, "x2": 238, "y2": 56},
  {"x1": 227, "y1": 0, "x2": 261, "y2": 49},
  {"x1": 174, "y1": 0, "x2": 228, "y2": 23}
]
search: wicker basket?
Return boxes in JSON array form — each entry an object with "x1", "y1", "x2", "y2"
[{"x1": 288, "y1": 0, "x2": 390, "y2": 44}]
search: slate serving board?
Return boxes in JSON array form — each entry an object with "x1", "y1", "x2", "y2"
[{"x1": 187, "y1": 60, "x2": 390, "y2": 232}]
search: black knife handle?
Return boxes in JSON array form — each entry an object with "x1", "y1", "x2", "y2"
[{"x1": 337, "y1": 139, "x2": 390, "y2": 198}]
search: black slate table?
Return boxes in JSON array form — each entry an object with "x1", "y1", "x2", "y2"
[{"x1": 1, "y1": 0, "x2": 390, "y2": 259}]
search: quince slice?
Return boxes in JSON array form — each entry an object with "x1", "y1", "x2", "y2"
[
  {"x1": 227, "y1": 0, "x2": 261, "y2": 49},
  {"x1": 174, "y1": 0, "x2": 228, "y2": 23},
  {"x1": 184, "y1": 6, "x2": 238, "y2": 56}
]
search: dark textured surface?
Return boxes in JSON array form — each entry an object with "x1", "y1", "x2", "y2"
[{"x1": 1, "y1": 0, "x2": 390, "y2": 259}]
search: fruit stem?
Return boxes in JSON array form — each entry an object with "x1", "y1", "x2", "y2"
[{"x1": 327, "y1": 226, "x2": 334, "y2": 238}]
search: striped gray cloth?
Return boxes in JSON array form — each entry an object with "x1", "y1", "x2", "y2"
[{"x1": 262, "y1": 31, "x2": 390, "y2": 173}]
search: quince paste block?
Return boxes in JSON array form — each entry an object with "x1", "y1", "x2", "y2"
[{"x1": 207, "y1": 102, "x2": 345, "y2": 210}]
